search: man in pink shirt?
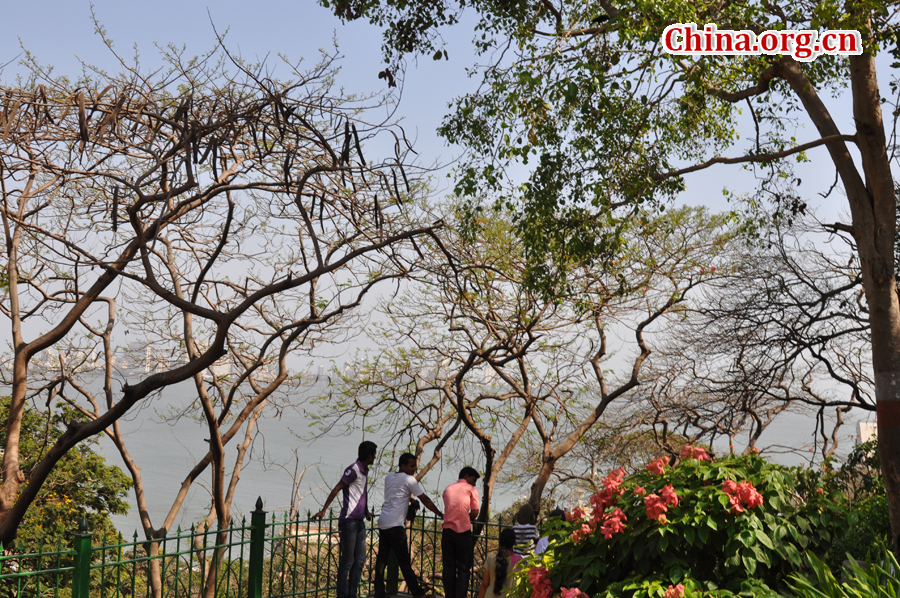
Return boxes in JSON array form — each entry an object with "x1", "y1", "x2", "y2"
[{"x1": 441, "y1": 467, "x2": 480, "y2": 598}]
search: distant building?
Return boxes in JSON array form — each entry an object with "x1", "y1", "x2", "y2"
[{"x1": 857, "y1": 421, "x2": 877, "y2": 444}]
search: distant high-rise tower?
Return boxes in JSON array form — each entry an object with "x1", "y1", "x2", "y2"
[{"x1": 857, "y1": 421, "x2": 877, "y2": 444}]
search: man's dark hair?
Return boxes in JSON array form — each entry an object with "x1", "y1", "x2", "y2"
[
  {"x1": 547, "y1": 508, "x2": 566, "y2": 521},
  {"x1": 398, "y1": 452, "x2": 416, "y2": 468},
  {"x1": 459, "y1": 466, "x2": 480, "y2": 480},
  {"x1": 358, "y1": 441, "x2": 377, "y2": 461}
]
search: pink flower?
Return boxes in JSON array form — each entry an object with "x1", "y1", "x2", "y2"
[
  {"x1": 633, "y1": 485, "x2": 647, "y2": 496},
  {"x1": 735, "y1": 481, "x2": 763, "y2": 509},
  {"x1": 679, "y1": 445, "x2": 711, "y2": 462},
  {"x1": 590, "y1": 488, "x2": 618, "y2": 513},
  {"x1": 560, "y1": 588, "x2": 589, "y2": 598},
  {"x1": 816, "y1": 487, "x2": 824, "y2": 494},
  {"x1": 644, "y1": 494, "x2": 668, "y2": 522},
  {"x1": 570, "y1": 522, "x2": 594, "y2": 543},
  {"x1": 660, "y1": 484, "x2": 679, "y2": 507},
  {"x1": 601, "y1": 515, "x2": 626, "y2": 539},
  {"x1": 751, "y1": 446, "x2": 760, "y2": 454},
  {"x1": 527, "y1": 567, "x2": 554, "y2": 598},
  {"x1": 603, "y1": 467, "x2": 627, "y2": 491},
  {"x1": 645, "y1": 457, "x2": 668, "y2": 475},
  {"x1": 722, "y1": 479, "x2": 762, "y2": 513},
  {"x1": 568, "y1": 507, "x2": 587, "y2": 521},
  {"x1": 664, "y1": 584, "x2": 685, "y2": 598}
]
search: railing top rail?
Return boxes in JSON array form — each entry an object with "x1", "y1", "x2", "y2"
[
  {"x1": 0, "y1": 548, "x2": 76, "y2": 560},
  {"x1": 0, "y1": 565, "x2": 76, "y2": 580}
]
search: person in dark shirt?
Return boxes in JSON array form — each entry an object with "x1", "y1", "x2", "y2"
[{"x1": 314, "y1": 441, "x2": 377, "y2": 598}]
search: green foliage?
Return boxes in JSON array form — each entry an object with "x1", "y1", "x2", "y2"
[
  {"x1": 321, "y1": 0, "x2": 893, "y2": 293},
  {"x1": 792, "y1": 439, "x2": 890, "y2": 571},
  {"x1": 512, "y1": 448, "x2": 889, "y2": 597},
  {"x1": 787, "y1": 548, "x2": 900, "y2": 598},
  {"x1": 0, "y1": 396, "x2": 131, "y2": 553}
]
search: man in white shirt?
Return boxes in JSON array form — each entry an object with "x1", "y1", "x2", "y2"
[{"x1": 373, "y1": 452, "x2": 443, "y2": 598}]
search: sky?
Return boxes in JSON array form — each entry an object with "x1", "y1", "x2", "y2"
[
  {"x1": 1, "y1": 1, "x2": 874, "y2": 527},
  {"x1": 1, "y1": 0, "x2": 862, "y2": 217},
  {"x1": 0, "y1": 0, "x2": 479, "y2": 178},
  {"x1": 1, "y1": 0, "x2": 867, "y2": 405}
]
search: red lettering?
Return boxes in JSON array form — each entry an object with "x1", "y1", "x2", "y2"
[
  {"x1": 685, "y1": 25, "x2": 703, "y2": 52},
  {"x1": 734, "y1": 32, "x2": 754, "y2": 52},
  {"x1": 793, "y1": 32, "x2": 815, "y2": 60},
  {"x1": 759, "y1": 32, "x2": 778, "y2": 52},
  {"x1": 663, "y1": 24, "x2": 684, "y2": 52},
  {"x1": 704, "y1": 24, "x2": 716, "y2": 52},
  {"x1": 837, "y1": 32, "x2": 858, "y2": 53},
  {"x1": 779, "y1": 32, "x2": 794, "y2": 53},
  {"x1": 714, "y1": 32, "x2": 733, "y2": 52}
]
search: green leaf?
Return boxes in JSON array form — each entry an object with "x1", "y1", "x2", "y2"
[
  {"x1": 755, "y1": 530, "x2": 774, "y2": 550},
  {"x1": 698, "y1": 524, "x2": 709, "y2": 544},
  {"x1": 783, "y1": 543, "x2": 802, "y2": 567},
  {"x1": 725, "y1": 552, "x2": 741, "y2": 569},
  {"x1": 742, "y1": 551, "x2": 757, "y2": 575}
]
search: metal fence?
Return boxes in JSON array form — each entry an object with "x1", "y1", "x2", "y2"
[{"x1": 0, "y1": 499, "x2": 510, "y2": 598}]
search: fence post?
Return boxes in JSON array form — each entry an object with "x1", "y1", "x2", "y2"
[
  {"x1": 71, "y1": 517, "x2": 92, "y2": 598},
  {"x1": 248, "y1": 496, "x2": 267, "y2": 598}
]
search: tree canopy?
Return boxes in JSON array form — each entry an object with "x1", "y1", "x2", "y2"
[
  {"x1": 320, "y1": 0, "x2": 900, "y2": 547},
  {"x1": 0, "y1": 39, "x2": 440, "y2": 561},
  {"x1": 0, "y1": 396, "x2": 131, "y2": 551}
]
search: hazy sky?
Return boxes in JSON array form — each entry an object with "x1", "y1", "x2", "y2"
[
  {"x1": 2, "y1": 0, "x2": 858, "y2": 218},
  {"x1": 1, "y1": 0, "x2": 480, "y2": 175}
]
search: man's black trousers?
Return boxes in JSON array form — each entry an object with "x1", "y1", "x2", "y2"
[{"x1": 441, "y1": 529, "x2": 473, "y2": 598}]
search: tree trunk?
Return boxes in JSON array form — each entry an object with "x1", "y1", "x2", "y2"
[
  {"x1": 867, "y1": 277, "x2": 900, "y2": 553},
  {"x1": 527, "y1": 457, "x2": 557, "y2": 514},
  {"x1": 779, "y1": 49, "x2": 900, "y2": 551}
]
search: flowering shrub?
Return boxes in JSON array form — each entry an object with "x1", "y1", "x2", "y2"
[
  {"x1": 528, "y1": 566, "x2": 554, "y2": 598},
  {"x1": 663, "y1": 584, "x2": 685, "y2": 598},
  {"x1": 511, "y1": 448, "x2": 856, "y2": 598}
]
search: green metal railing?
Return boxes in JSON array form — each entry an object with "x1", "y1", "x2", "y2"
[{"x1": 0, "y1": 499, "x2": 509, "y2": 598}]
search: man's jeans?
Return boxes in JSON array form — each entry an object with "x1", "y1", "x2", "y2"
[
  {"x1": 337, "y1": 519, "x2": 367, "y2": 598},
  {"x1": 441, "y1": 529, "x2": 473, "y2": 598},
  {"x1": 373, "y1": 526, "x2": 425, "y2": 598}
]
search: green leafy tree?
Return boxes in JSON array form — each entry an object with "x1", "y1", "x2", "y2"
[
  {"x1": 321, "y1": 0, "x2": 900, "y2": 546},
  {"x1": 0, "y1": 396, "x2": 130, "y2": 552}
]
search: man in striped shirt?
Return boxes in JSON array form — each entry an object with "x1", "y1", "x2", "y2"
[
  {"x1": 512, "y1": 503, "x2": 538, "y2": 556},
  {"x1": 315, "y1": 441, "x2": 377, "y2": 598}
]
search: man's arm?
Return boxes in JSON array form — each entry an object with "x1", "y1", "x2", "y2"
[
  {"x1": 469, "y1": 489, "x2": 480, "y2": 522},
  {"x1": 418, "y1": 494, "x2": 444, "y2": 519},
  {"x1": 313, "y1": 481, "x2": 348, "y2": 519}
]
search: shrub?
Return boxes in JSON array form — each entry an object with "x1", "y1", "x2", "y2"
[
  {"x1": 511, "y1": 447, "x2": 870, "y2": 597},
  {"x1": 787, "y1": 547, "x2": 900, "y2": 597}
]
